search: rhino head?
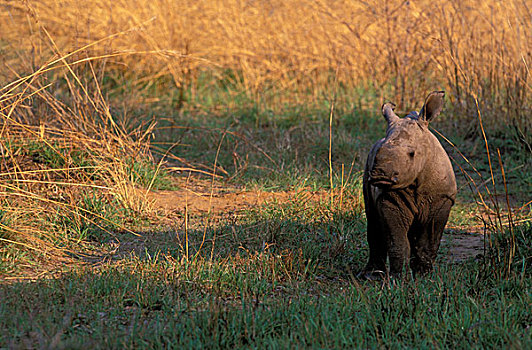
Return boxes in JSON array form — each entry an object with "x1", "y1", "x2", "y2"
[{"x1": 368, "y1": 91, "x2": 445, "y2": 189}]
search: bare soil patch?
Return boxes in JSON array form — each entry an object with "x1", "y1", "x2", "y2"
[{"x1": 147, "y1": 178, "x2": 328, "y2": 216}]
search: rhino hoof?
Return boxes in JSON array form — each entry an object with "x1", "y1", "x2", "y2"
[{"x1": 357, "y1": 270, "x2": 386, "y2": 281}]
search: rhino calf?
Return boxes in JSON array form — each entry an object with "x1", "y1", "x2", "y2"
[{"x1": 361, "y1": 91, "x2": 456, "y2": 278}]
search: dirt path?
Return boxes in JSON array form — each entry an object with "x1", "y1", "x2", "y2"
[
  {"x1": 148, "y1": 187, "x2": 295, "y2": 215},
  {"x1": 147, "y1": 178, "x2": 485, "y2": 263},
  {"x1": 146, "y1": 177, "x2": 334, "y2": 216}
]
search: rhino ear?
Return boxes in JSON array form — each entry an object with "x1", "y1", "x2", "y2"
[
  {"x1": 419, "y1": 91, "x2": 445, "y2": 123},
  {"x1": 382, "y1": 102, "x2": 399, "y2": 125}
]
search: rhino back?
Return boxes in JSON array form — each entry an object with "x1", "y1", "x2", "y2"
[
  {"x1": 363, "y1": 138, "x2": 385, "y2": 208},
  {"x1": 364, "y1": 138, "x2": 385, "y2": 176}
]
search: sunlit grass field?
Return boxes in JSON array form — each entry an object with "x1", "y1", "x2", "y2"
[{"x1": 0, "y1": 0, "x2": 530, "y2": 348}]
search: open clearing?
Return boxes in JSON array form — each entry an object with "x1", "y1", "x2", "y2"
[
  {"x1": 147, "y1": 180, "x2": 486, "y2": 264},
  {"x1": 1, "y1": 0, "x2": 531, "y2": 348}
]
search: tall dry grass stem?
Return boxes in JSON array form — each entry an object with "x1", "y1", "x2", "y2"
[{"x1": 328, "y1": 67, "x2": 339, "y2": 208}]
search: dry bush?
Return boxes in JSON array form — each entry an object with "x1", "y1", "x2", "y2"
[{"x1": 0, "y1": 51, "x2": 160, "y2": 274}]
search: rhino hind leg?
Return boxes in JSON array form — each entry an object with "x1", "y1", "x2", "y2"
[{"x1": 410, "y1": 198, "x2": 454, "y2": 275}]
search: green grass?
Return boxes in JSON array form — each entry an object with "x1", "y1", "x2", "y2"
[
  {"x1": 26, "y1": 141, "x2": 94, "y2": 170},
  {"x1": 2, "y1": 193, "x2": 530, "y2": 348},
  {"x1": 151, "y1": 103, "x2": 383, "y2": 191},
  {"x1": 47, "y1": 191, "x2": 126, "y2": 244},
  {"x1": 1, "y1": 240, "x2": 530, "y2": 348},
  {"x1": 125, "y1": 158, "x2": 176, "y2": 191}
]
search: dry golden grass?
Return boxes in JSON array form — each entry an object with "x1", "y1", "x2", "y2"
[{"x1": 1, "y1": 1, "x2": 530, "y2": 120}]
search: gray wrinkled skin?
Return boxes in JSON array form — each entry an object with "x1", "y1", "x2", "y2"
[{"x1": 361, "y1": 91, "x2": 457, "y2": 278}]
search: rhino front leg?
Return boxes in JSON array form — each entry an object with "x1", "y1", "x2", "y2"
[
  {"x1": 410, "y1": 198, "x2": 453, "y2": 275},
  {"x1": 379, "y1": 199, "x2": 414, "y2": 276},
  {"x1": 363, "y1": 205, "x2": 387, "y2": 276}
]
